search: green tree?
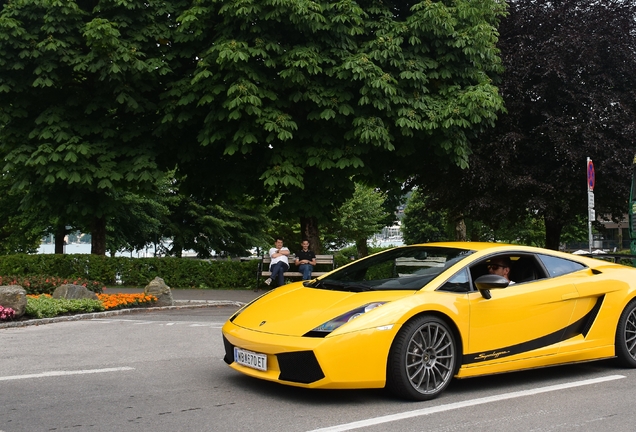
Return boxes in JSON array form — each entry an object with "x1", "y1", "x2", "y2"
[
  {"x1": 401, "y1": 189, "x2": 449, "y2": 245},
  {"x1": 325, "y1": 183, "x2": 389, "y2": 257},
  {"x1": 0, "y1": 0, "x2": 187, "y2": 255},
  {"x1": 167, "y1": 0, "x2": 507, "y2": 251},
  {"x1": 420, "y1": 0, "x2": 636, "y2": 250}
]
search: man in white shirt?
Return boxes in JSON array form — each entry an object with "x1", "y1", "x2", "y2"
[{"x1": 265, "y1": 238, "x2": 290, "y2": 287}]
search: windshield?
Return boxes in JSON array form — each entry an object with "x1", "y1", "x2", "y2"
[{"x1": 307, "y1": 246, "x2": 475, "y2": 292}]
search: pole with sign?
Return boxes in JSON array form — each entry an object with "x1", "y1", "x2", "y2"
[{"x1": 587, "y1": 157, "x2": 595, "y2": 252}]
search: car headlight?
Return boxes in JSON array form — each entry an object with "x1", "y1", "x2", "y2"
[{"x1": 306, "y1": 302, "x2": 387, "y2": 336}]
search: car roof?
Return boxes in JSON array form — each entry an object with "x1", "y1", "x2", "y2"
[
  {"x1": 407, "y1": 242, "x2": 625, "y2": 268},
  {"x1": 410, "y1": 241, "x2": 515, "y2": 251}
]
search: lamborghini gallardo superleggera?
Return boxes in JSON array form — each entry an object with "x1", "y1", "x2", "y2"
[{"x1": 222, "y1": 243, "x2": 636, "y2": 400}]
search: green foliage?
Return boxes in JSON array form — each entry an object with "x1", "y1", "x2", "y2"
[
  {"x1": 106, "y1": 189, "x2": 170, "y2": 254},
  {"x1": 332, "y1": 245, "x2": 391, "y2": 267},
  {"x1": 325, "y1": 183, "x2": 390, "y2": 250},
  {"x1": 173, "y1": 0, "x2": 506, "y2": 178},
  {"x1": 364, "y1": 261, "x2": 394, "y2": 281},
  {"x1": 160, "y1": 173, "x2": 270, "y2": 257},
  {"x1": 402, "y1": 189, "x2": 549, "y2": 246},
  {"x1": 114, "y1": 256, "x2": 256, "y2": 288},
  {"x1": 0, "y1": 254, "x2": 259, "y2": 289},
  {"x1": 563, "y1": 216, "x2": 591, "y2": 244},
  {"x1": 0, "y1": 0, "x2": 507, "y2": 257},
  {"x1": 25, "y1": 296, "x2": 104, "y2": 319},
  {"x1": 418, "y1": 0, "x2": 636, "y2": 250},
  {"x1": 0, "y1": 274, "x2": 104, "y2": 295},
  {"x1": 0, "y1": 174, "x2": 45, "y2": 254},
  {"x1": 167, "y1": 0, "x2": 506, "y2": 245},
  {"x1": 489, "y1": 216, "x2": 546, "y2": 247},
  {"x1": 401, "y1": 190, "x2": 450, "y2": 244},
  {"x1": 0, "y1": 0, "x2": 189, "y2": 253}
]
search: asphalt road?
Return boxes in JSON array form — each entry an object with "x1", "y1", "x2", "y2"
[{"x1": 2, "y1": 306, "x2": 636, "y2": 432}]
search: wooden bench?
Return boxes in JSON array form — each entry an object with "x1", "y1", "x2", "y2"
[{"x1": 256, "y1": 254, "x2": 335, "y2": 290}]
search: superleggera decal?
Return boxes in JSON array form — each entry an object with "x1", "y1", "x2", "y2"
[{"x1": 463, "y1": 296, "x2": 605, "y2": 365}]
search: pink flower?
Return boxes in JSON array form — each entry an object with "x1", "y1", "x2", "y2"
[{"x1": 0, "y1": 305, "x2": 16, "y2": 321}]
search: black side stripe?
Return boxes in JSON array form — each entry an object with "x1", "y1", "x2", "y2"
[{"x1": 463, "y1": 296, "x2": 605, "y2": 365}]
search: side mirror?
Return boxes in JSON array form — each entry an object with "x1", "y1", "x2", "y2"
[{"x1": 474, "y1": 274, "x2": 510, "y2": 299}]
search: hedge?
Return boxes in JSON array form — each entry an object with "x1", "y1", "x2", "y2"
[
  {"x1": 0, "y1": 248, "x2": 393, "y2": 290},
  {"x1": 0, "y1": 254, "x2": 259, "y2": 289}
]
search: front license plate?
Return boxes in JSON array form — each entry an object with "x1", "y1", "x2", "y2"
[{"x1": 234, "y1": 347, "x2": 267, "y2": 371}]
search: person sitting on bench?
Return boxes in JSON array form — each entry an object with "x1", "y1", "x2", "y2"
[{"x1": 265, "y1": 237, "x2": 290, "y2": 287}]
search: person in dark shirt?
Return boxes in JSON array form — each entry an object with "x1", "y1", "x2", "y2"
[{"x1": 295, "y1": 240, "x2": 317, "y2": 280}]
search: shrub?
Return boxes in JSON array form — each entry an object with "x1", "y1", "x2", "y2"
[
  {"x1": 0, "y1": 254, "x2": 259, "y2": 289},
  {"x1": 25, "y1": 295, "x2": 105, "y2": 319},
  {"x1": 0, "y1": 275, "x2": 105, "y2": 295}
]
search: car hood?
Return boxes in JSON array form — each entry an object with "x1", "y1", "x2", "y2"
[{"x1": 231, "y1": 284, "x2": 416, "y2": 336}]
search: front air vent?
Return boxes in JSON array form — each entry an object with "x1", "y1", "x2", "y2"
[
  {"x1": 277, "y1": 351, "x2": 325, "y2": 384},
  {"x1": 222, "y1": 335, "x2": 235, "y2": 365},
  {"x1": 303, "y1": 330, "x2": 329, "y2": 338}
]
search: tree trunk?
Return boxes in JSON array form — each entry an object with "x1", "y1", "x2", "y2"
[
  {"x1": 54, "y1": 224, "x2": 66, "y2": 254},
  {"x1": 171, "y1": 241, "x2": 183, "y2": 258},
  {"x1": 544, "y1": 217, "x2": 563, "y2": 251},
  {"x1": 91, "y1": 216, "x2": 107, "y2": 255},
  {"x1": 455, "y1": 217, "x2": 467, "y2": 242},
  {"x1": 300, "y1": 216, "x2": 321, "y2": 254},
  {"x1": 355, "y1": 238, "x2": 369, "y2": 258}
]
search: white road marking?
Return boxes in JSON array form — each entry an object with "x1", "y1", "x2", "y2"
[
  {"x1": 0, "y1": 367, "x2": 135, "y2": 382},
  {"x1": 308, "y1": 375, "x2": 625, "y2": 432},
  {"x1": 91, "y1": 318, "x2": 224, "y2": 328}
]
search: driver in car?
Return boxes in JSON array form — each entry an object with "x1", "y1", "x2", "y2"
[{"x1": 488, "y1": 257, "x2": 515, "y2": 285}]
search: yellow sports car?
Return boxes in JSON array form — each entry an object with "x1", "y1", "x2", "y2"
[{"x1": 222, "y1": 242, "x2": 636, "y2": 400}]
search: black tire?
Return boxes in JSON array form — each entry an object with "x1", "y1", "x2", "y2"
[
  {"x1": 615, "y1": 299, "x2": 636, "y2": 368},
  {"x1": 386, "y1": 315, "x2": 457, "y2": 401}
]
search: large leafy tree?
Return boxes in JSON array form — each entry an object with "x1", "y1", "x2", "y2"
[
  {"x1": 419, "y1": 0, "x2": 636, "y2": 250},
  {"x1": 167, "y1": 0, "x2": 507, "y2": 252},
  {"x1": 0, "y1": 0, "x2": 187, "y2": 255}
]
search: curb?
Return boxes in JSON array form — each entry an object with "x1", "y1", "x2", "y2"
[{"x1": 0, "y1": 300, "x2": 246, "y2": 329}]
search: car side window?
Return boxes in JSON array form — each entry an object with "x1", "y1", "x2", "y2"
[
  {"x1": 438, "y1": 268, "x2": 472, "y2": 293},
  {"x1": 538, "y1": 254, "x2": 587, "y2": 277}
]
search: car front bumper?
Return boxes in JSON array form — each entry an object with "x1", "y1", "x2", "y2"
[{"x1": 222, "y1": 320, "x2": 401, "y2": 389}]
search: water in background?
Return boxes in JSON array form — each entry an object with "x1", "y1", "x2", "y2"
[
  {"x1": 37, "y1": 243, "x2": 184, "y2": 258},
  {"x1": 39, "y1": 236, "x2": 405, "y2": 257}
]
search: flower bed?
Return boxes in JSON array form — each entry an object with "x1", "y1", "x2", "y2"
[
  {"x1": 17, "y1": 293, "x2": 158, "y2": 319},
  {"x1": 96, "y1": 293, "x2": 157, "y2": 310},
  {"x1": 0, "y1": 275, "x2": 105, "y2": 295}
]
